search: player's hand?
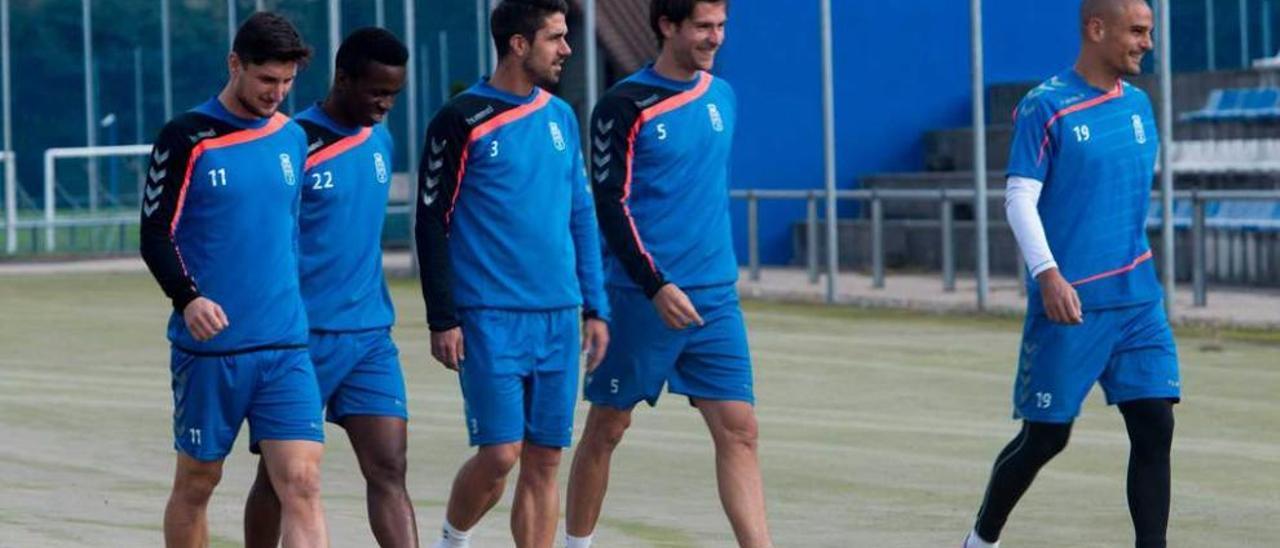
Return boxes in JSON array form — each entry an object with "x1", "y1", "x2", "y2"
[
  {"x1": 431, "y1": 327, "x2": 466, "y2": 371},
  {"x1": 1037, "y1": 268, "x2": 1083, "y2": 325},
  {"x1": 652, "y1": 284, "x2": 704, "y2": 330},
  {"x1": 183, "y1": 297, "x2": 229, "y2": 342},
  {"x1": 581, "y1": 318, "x2": 610, "y2": 373}
]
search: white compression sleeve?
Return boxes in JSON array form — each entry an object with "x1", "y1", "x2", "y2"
[{"x1": 1005, "y1": 176, "x2": 1057, "y2": 278}]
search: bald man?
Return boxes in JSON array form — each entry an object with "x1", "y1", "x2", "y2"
[{"x1": 964, "y1": 1, "x2": 1179, "y2": 547}]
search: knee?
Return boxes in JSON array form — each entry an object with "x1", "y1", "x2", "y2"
[
  {"x1": 1025, "y1": 422, "x2": 1072, "y2": 462},
  {"x1": 1122, "y1": 399, "x2": 1175, "y2": 458},
  {"x1": 361, "y1": 451, "x2": 408, "y2": 491},
  {"x1": 522, "y1": 444, "x2": 563, "y2": 472},
  {"x1": 585, "y1": 410, "x2": 632, "y2": 452},
  {"x1": 713, "y1": 413, "x2": 760, "y2": 453},
  {"x1": 173, "y1": 464, "x2": 222, "y2": 506},
  {"x1": 274, "y1": 461, "x2": 323, "y2": 504},
  {"x1": 477, "y1": 442, "x2": 523, "y2": 477}
]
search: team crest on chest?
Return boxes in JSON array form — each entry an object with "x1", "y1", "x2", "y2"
[
  {"x1": 707, "y1": 103, "x2": 724, "y2": 132},
  {"x1": 1131, "y1": 114, "x2": 1147, "y2": 144},
  {"x1": 373, "y1": 152, "x2": 389, "y2": 184},
  {"x1": 279, "y1": 153, "x2": 296, "y2": 186},
  {"x1": 549, "y1": 121, "x2": 567, "y2": 151}
]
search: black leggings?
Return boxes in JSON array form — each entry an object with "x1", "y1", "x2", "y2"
[{"x1": 974, "y1": 398, "x2": 1174, "y2": 547}]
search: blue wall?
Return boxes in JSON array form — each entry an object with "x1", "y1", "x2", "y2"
[{"x1": 715, "y1": 0, "x2": 1080, "y2": 265}]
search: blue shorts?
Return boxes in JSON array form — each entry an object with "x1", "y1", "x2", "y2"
[
  {"x1": 457, "y1": 308, "x2": 580, "y2": 448},
  {"x1": 1014, "y1": 299, "x2": 1181, "y2": 423},
  {"x1": 310, "y1": 328, "x2": 408, "y2": 424},
  {"x1": 584, "y1": 284, "x2": 754, "y2": 410},
  {"x1": 170, "y1": 346, "x2": 324, "y2": 462}
]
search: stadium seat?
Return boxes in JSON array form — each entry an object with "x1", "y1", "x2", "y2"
[{"x1": 1180, "y1": 87, "x2": 1280, "y2": 121}]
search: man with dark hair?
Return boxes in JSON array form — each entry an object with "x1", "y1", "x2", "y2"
[
  {"x1": 563, "y1": 1, "x2": 772, "y2": 547},
  {"x1": 139, "y1": 11, "x2": 329, "y2": 548},
  {"x1": 416, "y1": 1, "x2": 610, "y2": 547},
  {"x1": 242, "y1": 27, "x2": 416, "y2": 548},
  {"x1": 963, "y1": 1, "x2": 1179, "y2": 547}
]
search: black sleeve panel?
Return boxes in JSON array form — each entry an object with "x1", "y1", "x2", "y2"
[
  {"x1": 139, "y1": 118, "x2": 203, "y2": 312},
  {"x1": 296, "y1": 119, "x2": 344, "y2": 158},
  {"x1": 415, "y1": 105, "x2": 472, "y2": 331},
  {"x1": 590, "y1": 93, "x2": 667, "y2": 298}
]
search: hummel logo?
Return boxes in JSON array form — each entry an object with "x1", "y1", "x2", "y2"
[
  {"x1": 465, "y1": 106, "x2": 495, "y2": 125},
  {"x1": 430, "y1": 138, "x2": 447, "y2": 155},
  {"x1": 145, "y1": 185, "x2": 164, "y2": 201},
  {"x1": 596, "y1": 118, "x2": 614, "y2": 134},
  {"x1": 593, "y1": 153, "x2": 611, "y2": 168},
  {"x1": 425, "y1": 175, "x2": 440, "y2": 189},
  {"x1": 594, "y1": 169, "x2": 609, "y2": 183},
  {"x1": 188, "y1": 128, "x2": 216, "y2": 143},
  {"x1": 636, "y1": 94, "x2": 660, "y2": 108},
  {"x1": 422, "y1": 191, "x2": 436, "y2": 207},
  {"x1": 149, "y1": 166, "x2": 167, "y2": 183},
  {"x1": 428, "y1": 157, "x2": 443, "y2": 172},
  {"x1": 152, "y1": 148, "x2": 169, "y2": 164},
  {"x1": 143, "y1": 201, "x2": 160, "y2": 217},
  {"x1": 593, "y1": 136, "x2": 609, "y2": 153},
  {"x1": 307, "y1": 139, "x2": 324, "y2": 154}
]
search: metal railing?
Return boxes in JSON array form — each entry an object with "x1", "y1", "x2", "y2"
[
  {"x1": 732, "y1": 188, "x2": 1280, "y2": 308},
  {"x1": 2, "y1": 149, "x2": 14, "y2": 253}
]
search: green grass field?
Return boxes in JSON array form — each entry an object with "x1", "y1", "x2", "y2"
[{"x1": 1, "y1": 272, "x2": 1277, "y2": 546}]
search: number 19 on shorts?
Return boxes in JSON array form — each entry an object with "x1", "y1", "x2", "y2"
[{"x1": 1034, "y1": 392, "x2": 1053, "y2": 409}]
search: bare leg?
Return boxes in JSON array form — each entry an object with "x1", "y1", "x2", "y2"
[
  {"x1": 345, "y1": 416, "x2": 418, "y2": 547},
  {"x1": 565, "y1": 405, "x2": 633, "y2": 538},
  {"x1": 164, "y1": 453, "x2": 224, "y2": 548},
  {"x1": 243, "y1": 458, "x2": 282, "y2": 548},
  {"x1": 695, "y1": 399, "x2": 772, "y2": 548},
  {"x1": 260, "y1": 440, "x2": 329, "y2": 548},
  {"x1": 443, "y1": 442, "x2": 523, "y2": 531},
  {"x1": 511, "y1": 444, "x2": 563, "y2": 548}
]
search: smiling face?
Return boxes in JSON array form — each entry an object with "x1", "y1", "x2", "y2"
[
  {"x1": 1083, "y1": 0, "x2": 1154, "y2": 76},
  {"x1": 659, "y1": 1, "x2": 727, "y2": 72},
  {"x1": 228, "y1": 54, "x2": 298, "y2": 117},
  {"x1": 334, "y1": 61, "x2": 407, "y2": 126}
]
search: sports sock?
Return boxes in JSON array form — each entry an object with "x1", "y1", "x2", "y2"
[
  {"x1": 964, "y1": 528, "x2": 999, "y2": 548},
  {"x1": 432, "y1": 520, "x2": 471, "y2": 548}
]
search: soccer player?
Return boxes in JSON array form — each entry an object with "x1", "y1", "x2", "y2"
[
  {"x1": 564, "y1": 1, "x2": 772, "y2": 547},
  {"x1": 964, "y1": 1, "x2": 1179, "y2": 547},
  {"x1": 241, "y1": 28, "x2": 415, "y2": 548},
  {"x1": 139, "y1": 12, "x2": 329, "y2": 548},
  {"x1": 415, "y1": 1, "x2": 609, "y2": 546}
]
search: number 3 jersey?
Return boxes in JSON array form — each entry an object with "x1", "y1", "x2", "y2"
[
  {"x1": 589, "y1": 66, "x2": 739, "y2": 298},
  {"x1": 140, "y1": 97, "x2": 310, "y2": 353},
  {"x1": 415, "y1": 81, "x2": 608, "y2": 331},
  {"x1": 1007, "y1": 69, "x2": 1162, "y2": 313},
  {"x1": 293, "y1": 105, "x2": 396, "y2": 332}
]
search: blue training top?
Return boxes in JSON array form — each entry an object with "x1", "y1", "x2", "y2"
[
  {"x1": 589, "y1": 66, "x2": 740, "y2": 297},
  {"x1": 1007, "y1": 69, "x2": 1163, "y2": 313},
  {"x1": 294, "y1": 104, "x2": 396, "y2": 332},
  {"x1": 140, "y1": 97, "x2": 310, "y2": 353}
]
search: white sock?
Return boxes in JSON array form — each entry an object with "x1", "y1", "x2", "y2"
[
  {"x1": 964, "y1": 529, "x2": 999, "y2": 548},
  {"x1": 565, "y1": 533, "x2": 593, "y2": 548},
  {"x1": 433, "y1": 520, "x2": 471, "y2": 548}
]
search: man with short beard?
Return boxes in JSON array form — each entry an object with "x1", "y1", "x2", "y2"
[
  {"x1": 565, "y1": 1, "x2": 773, "y2": 547},
  {"x1": 415, "y1": 1, "x2": 610, "y2": 547},
  {"x1": 139, "y1": 11, "x2": 328, "y2": 548},
  {"x1": 964, "y1": 1, "x2": 1180, "y2": 547}
]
